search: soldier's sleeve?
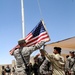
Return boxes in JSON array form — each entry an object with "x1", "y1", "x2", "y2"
[
  {"x1": 34, "y1": 54, "x2": 40, "y2": 59},
  {"x1": 28, "y1": 41, "x2": 45, "y2": 54},
  {"x1": 65, "y1": 59, "x2": 70, "y2": 72},
  {"x1": 35, "y1": 41, "x2": 45, "y2": 49}
]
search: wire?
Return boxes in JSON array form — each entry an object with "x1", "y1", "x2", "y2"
[{"x1": 37, "y1": 0, "x2": 44, "y2": 20}]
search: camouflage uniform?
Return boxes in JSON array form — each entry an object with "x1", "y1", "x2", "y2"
[
  {"x1": 66, "y1": 56, "x2": 75, "y2": 75},
  {"x1": 13, "y1": 41, "x2": 45, "y2": 75},
  {"x1": 40, "y1": 59, "x2": 52, "y2": 75},
  {"x1": 32, "y1": 52, "x2": 46, "y2": 75}
]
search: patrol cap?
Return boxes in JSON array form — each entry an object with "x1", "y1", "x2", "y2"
[{"x1": 18, "y1": 39, "x2": 26, "y2": 45}]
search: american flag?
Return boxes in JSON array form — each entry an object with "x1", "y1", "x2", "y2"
[{"x1": 10, "y1": 20, "x2": 50, "y2": 55}]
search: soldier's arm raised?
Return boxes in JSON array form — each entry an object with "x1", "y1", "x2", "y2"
[
  {"x1": 28, "y1": 41, "x2": 45, "y2": 54},
  {"x1": 40, "y1": 50, "x2": 51, "y2": 60},
  {"x1": 40, "y1": 50, "x2": 55, "y2": 63}
]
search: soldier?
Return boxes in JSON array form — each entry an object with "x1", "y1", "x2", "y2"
[
  {"x1": 11, "y1": 67, "x2": 15, "y2": 75},
  {"x1": 5, "y1": 65, "x2": 11, "y2": 75},
  {"x1": 37, "y1": 49, "x2": 46, "y2": 67},
  {"x1": 33, "y1": 49, "x2": 46, "y2": 75},
  {"x1": 1, "y1": 66, "x2": 6, "y2": 75},
  {"x1": 66, "y1": 51, "x2": 75, "y2": 75},
  {"x1": 65, "y1": 55, "x2": 70, "y2": 75},
  {"x1": 40, "y1": 47, "x2": 65, "y2": 75},
  {"x1": 40, "y1": 59, "x2": 52, "y2": 75},
  {"x1": 32, "y1": 59, "x2": 39, "y2": 75},
  {"x1": 13, "y1": 39, "x2": 45, "y2": 75}
]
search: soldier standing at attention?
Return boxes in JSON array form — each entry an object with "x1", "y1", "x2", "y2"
[{"x1": 13, "y1": 39, "x2": 45, "y2": 75}]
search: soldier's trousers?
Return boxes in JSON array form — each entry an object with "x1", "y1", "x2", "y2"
[{"x1": 15, "y1": 69, "x2": 27, "y2": 75}]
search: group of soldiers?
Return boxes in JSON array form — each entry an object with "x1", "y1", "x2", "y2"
[
  {"x1": 10, "y1": 39, "x2": 75, "y2": 75},
  {"x1": 1, "y1": 65, "x2": 11, "y2": 75}
]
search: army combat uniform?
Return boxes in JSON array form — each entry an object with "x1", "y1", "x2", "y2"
[
  {"x1": 40, "y1": 59, "x2": 52, "y2": 75},
  {"x1": 66, "y1": 56, "x2": 75, "y2": 75},
  {"x1": 13, "y1": 41, "x2": 45, "y2": 75}
]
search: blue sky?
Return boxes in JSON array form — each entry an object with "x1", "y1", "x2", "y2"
[{"x1": 0, "y1": 0, "x2": 75, "y2": 64}]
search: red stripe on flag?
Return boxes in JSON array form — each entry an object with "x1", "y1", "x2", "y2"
[
  {"x1": 26, "y1": 31, "x2": 50, "y2": 46},
  {"x1": 25, "y1": 33, "x2": 32, "y2": 41}
]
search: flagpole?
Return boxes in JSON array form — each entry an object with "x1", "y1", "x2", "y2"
[{"x1": 21, "y1": 0, "x2": 25, "y2": 38}]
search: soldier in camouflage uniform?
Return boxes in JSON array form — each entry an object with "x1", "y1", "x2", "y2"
[
  {"x1": 33, "y1": 49, "x2": 46, "y2": 75},
  {"x1": 35, "y1": 49, "x2": 52, "y2": 75},
  {"x1": 40, "y1": 59, "x2": 52, "y2": 75},
  {"x1": 13, "y1": 39, "x2": 45, "y2": 75},
  {"x1": 65, "y1": 55, "x2": 70, "y2": 75},
  {"x1": 65, "y1": 51, "x2": 75, "y2": 75}
]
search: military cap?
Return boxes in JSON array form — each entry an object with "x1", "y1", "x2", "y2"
[{"x1": 18, "y1": 39, "x2": 26, "y2": 45}]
